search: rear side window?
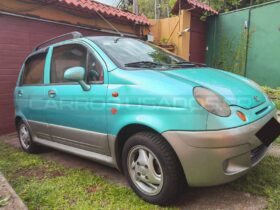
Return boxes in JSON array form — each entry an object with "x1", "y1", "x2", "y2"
[
  {"x1": 22, "y1": 53, "x2": 46, "y2": 85},
  {"x1": 51, "y1": 44, "x2": 87, "y2": 83}
]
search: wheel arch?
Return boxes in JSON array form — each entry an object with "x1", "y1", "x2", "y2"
[
  {"x1": 15, "y1": 115, "x2": 31, "y2": 131},
  {"x1": 114, "y1": 123, "x2": 185, "y2": 179},
  {"x1": 15, "y1": 115, "x2": 23, "y2": 129}
]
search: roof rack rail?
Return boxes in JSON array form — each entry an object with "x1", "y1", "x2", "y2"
[{"x1": 33, "y1": 31, "x2": 83, "y2": 52}]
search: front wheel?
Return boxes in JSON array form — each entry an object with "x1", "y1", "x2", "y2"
[{"x1": 122, "y1": 132, "x2": 185, "y2": 205}]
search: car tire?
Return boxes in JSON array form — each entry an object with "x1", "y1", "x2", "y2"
[
  {"x1": 122, "y1": 131, "x2": 186, "y2": 205},
  {"x1": 17, "y1": 120, "x2": 40, "y2": 153}
]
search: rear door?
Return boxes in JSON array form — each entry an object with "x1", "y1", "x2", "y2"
[
  {"x1": 15, "y1": 50, "x2": 50, "y2": 140},
  {"x1": 44, "y1": 42, "x2": 109, "y2": 155}
]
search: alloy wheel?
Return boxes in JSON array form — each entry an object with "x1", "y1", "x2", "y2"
[
  {"x1": 19, "y1": 124, "x2": 31, "y2": 149},
  {"x1": 127, "y1": 145, "x2": 164, "y2": 196}
]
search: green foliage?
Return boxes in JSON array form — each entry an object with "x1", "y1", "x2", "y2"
[
  {"x1": 136, "y1": 0, "x2": 155, "y2": 18},
  {"x1": 262, "y1": 86, "x2": 280, "y2": 109},
  {"x1": 0, "y1": 142, "x2": 174, "y2": 210},
  {"x1": 168, "y1": 0, "x2": 177, "y2": 8},
  {"x1": 212, "y1": 28, "x2": 249, "y2": 75},
  {"x1": 128, "y1": 0, "x2": 177, "y2": 19},
  {"x1": 202, "y1": 0, "x2": 275, "y2": 12},
  {"x1": 133, "y1": 0, "x2": 276, "y2": 18}
]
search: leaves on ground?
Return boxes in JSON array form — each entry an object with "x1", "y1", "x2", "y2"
[{"x1": 0, "y1": 195, "x2": 10, "y2": 207}]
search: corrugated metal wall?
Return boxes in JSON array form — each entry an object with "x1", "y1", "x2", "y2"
[
  {"x1": 0, "y1": 14, "x2": 108, "y2": 135},
  {"x1": 206, "y1": 0, "x2": 280, "y2": 88}
]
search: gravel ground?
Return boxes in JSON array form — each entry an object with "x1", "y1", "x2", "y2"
[{"x1": 1, "y1": 133, "x2": 270, "y2": 210}]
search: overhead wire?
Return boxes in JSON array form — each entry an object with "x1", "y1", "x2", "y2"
[{"x1": 93, "y1": 8, "x2": 124, "y2": 37}]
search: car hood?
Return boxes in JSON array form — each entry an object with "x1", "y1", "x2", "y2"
[{"x1": 161, "y1": 68, "x2": 266, "y2": 109}]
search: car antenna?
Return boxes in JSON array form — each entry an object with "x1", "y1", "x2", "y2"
[{"x1": 94, "y1": 7, "x2": 124, "y2": 37}]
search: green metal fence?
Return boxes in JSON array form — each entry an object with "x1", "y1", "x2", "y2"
[{"x1": 206, "y1": 0, "x2": 280, "y2": 88}]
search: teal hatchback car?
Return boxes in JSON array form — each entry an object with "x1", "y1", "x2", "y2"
[{"x1": 14, "y1": 32, "x2": 280, "y2": 205}]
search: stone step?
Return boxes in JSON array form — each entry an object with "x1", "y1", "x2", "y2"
[{"x1": 0, "y1": 173, "x2": 27, "y2": 210}]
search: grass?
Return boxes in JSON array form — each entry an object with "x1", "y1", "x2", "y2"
[
  {"x1": 0, "y1": 142, "x2": 173, "y2": 210},
  {"x1": 1, "y1": 141, "x2": 280, "y2": 209},
  {"x1": 262, "y1": 86, "x2": 280, "y2": 109},
  {"x1": 231, "y1": 155, "x2": 280, "y2": 209},
  {"x1": 276, "y1": 137, "x2": 280, "y2": 145}
]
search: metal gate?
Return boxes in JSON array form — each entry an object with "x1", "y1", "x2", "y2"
[
  {"x1": 189, "y1": 14, "x2": 206, "y2": 64},
  {"x1": 206, "y1": 0, "x2": 280, "y2": 88}
]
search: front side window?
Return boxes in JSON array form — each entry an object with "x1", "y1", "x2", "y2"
[
  {"x1": 51, "y1": 44, "x2": 87, "y2": 83},
  {"x1": 87, "y1": 52, "x2": 104, "y2": 83},
  {"x1": 51, "y1": 44, "x2": 104, "y2": 83},
  {"x1": 22, "y1": 53, "x2": 46, "y2": 85}
]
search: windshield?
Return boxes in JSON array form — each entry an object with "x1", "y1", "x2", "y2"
[{"x1": 90, "y1": 37, "x2": 195, "y2": 70}]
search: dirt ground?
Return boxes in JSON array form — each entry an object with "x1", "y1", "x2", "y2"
[
  {"x1": 1, "y1": 133, "x2": 271, "y2": 210},
  {"x1": 268, "y1": 144, "x2": 280, "y2": 158}
]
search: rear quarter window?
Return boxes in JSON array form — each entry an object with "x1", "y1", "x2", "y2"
[{"x1": 22, "y1": 53, "x2": 46, "y2": 85}]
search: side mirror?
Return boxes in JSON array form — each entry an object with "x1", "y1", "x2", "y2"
[{"x1": 64, "y1": 67, "x2": 90, "y2": 91}]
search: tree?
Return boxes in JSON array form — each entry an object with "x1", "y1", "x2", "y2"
[
  {"x1": 121, "y1": 0, "x2": 177, "y2": 19},
  {"x1": 122, "y1": 0, "x2": 275, "y2": 17},
  {"x1": 137, "y1": 0, "x2": 155, "y2": 18},
  {"x1": 203, "y1": 0, "x2": 274, "y2": 12}
]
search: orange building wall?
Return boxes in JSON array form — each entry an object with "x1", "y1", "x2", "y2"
[
  {"x1": 0, "y1": 0, "x2": 148, "y2": 36},
  {"x1": 149, "y1": 10, "x2": 191, "y2": 60}
]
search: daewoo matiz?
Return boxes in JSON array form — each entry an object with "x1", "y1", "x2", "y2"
[{"x1": 14, "y1": 32, "x2": 280, "y2": 205}]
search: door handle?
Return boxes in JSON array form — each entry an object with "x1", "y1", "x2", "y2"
[
  {"x1": 48, "y1": 90, "x2": 56, "y2": 98},
  {"x1": 18, "y1": 90, "x2": 23, "y2": 97}
]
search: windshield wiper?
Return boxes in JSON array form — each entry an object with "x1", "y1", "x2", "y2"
[
  {"x1": 166, "y1": 61, "x2": 196, "y2": 69},
  {"x1": 176, "y1": 61, "x2": 207, "y2": 67},
  {"x1": 124, "y1": 61, "x2": 163, "y2": 68},
  {"x1": 124, "y1": 61, "x2": 198, "y2": 69},
  {"x1": 174, "y1": 61, "x2": 196, "y2": 66}
]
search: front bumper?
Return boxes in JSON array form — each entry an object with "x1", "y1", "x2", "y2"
[{"x1": 162, "y1": 108, "x2": 277, "y2": 187}]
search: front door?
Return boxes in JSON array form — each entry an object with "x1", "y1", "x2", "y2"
[{"x1": 44, "y1": 42, "x2": 109, "y2": 155}]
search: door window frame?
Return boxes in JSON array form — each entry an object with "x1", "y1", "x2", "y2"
[
  {"x1": 49, "y1": 41, "x2": 107, "y2": 86},
  {"x1": 19, "y1": 48, "x2": 48, "y2": 87}
]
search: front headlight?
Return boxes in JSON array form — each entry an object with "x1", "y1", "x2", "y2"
[{"x1": 194, "y1": 87, "x2": 231, "y2": 117}]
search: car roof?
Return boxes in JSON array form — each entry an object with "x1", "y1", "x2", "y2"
[
  {"x1": 29, "y1": 35, "x2": 138, "y2": 59},
  {"x1": 87, "y1": 36, "x2": 137, "y2": 42}
]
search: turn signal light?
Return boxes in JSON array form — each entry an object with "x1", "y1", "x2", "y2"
[
  {"x1": 111, "y1": 108, "x2": 118, "y2": 115},
  {"x1": 112, "y1": 92, "x2": 119, "y2": 97},
  {"x1": 236, "y1": 111, "x2": 247, "y2": 122}
]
